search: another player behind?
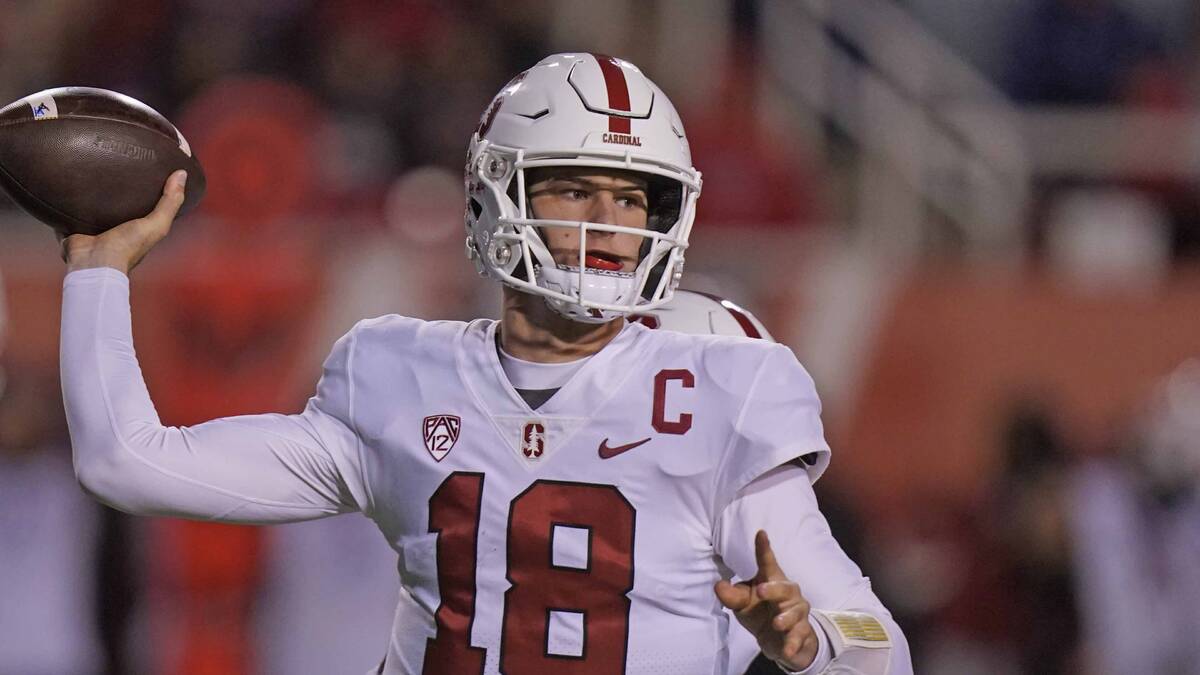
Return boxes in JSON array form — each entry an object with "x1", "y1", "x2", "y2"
[
  {"x1": 634, "y1": 288, "x2": 775, "y2": 341},
  {"x1": 59, "y1": 53, "x2": 911, "y2": 674}
]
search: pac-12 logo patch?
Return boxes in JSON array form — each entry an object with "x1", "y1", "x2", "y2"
[
  {"x1": 521, "y1": 421, "x2": 545, "y2": 460},
  {"x1": 423, "y1": 415, "x2": 461, "y2": 462}
]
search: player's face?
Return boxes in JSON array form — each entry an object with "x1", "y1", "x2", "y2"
[{"x1": 528, "y1": 168, "x2": 649, "y2": 274}]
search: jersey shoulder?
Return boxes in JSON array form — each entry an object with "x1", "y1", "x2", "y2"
[
  {"x1": 636, "y1": 325, "x2": 797, "y2": 396},
  {"x1": 347, "y1": 314, "x2": 473, "y2": 349},
  {"x1": 339, "y1": 314, "x2": 480, "y2": 372}
]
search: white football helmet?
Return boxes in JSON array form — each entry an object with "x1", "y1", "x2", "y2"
[
  {"x1": 465, "y1": 53, "x2": 702, "y2": 323},
  {"x1": 631, "y1": 289, "x2": 775, "y2": 341}
]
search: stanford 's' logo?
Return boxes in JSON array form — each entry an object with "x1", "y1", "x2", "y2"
[
  {"x1": 423, "y1": 415, "x2": 461, "y2": 462},
  {"x1": 521, "y1": 421, "x2": 546, "y2": 460}
]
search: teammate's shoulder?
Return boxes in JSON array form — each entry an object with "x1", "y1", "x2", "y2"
[{"x1": 639, "y1": 323, "x2": 783, "y2": 360}]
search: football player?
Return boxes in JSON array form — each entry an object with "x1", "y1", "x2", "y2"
[{"x1": 59, "y1": 54, "x2": 910, "y2": 674}]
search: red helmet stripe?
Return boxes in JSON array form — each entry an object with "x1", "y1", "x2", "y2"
[
  {"x1": 693, "y1": 291, "x2": 763, "y2": 338},
  {"x1": 593, "y1": 53, "x2": 632, "y2": 134},
  {"x1": 725, "y1": 306, "x2": 762, "y2": 339}
]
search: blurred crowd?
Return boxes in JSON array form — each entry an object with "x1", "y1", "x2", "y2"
[
  {"x1": 1, "y1": 1, "x2": 1200, "y2": 674},
  {"x1": 907, "y1": 0, "x2": 1200, "y2": 265}
]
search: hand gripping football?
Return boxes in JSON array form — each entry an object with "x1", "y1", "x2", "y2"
[{"x1": 0, "y1": 87, "x2": 206, "y2": 236}]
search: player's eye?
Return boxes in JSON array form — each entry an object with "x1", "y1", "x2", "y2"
[
  {"x1": 616, "y1": 194, "x2": 648, "y2": 210},
  {"x1": 562, "y1": 188, "x2": 590, "y2": 200}
]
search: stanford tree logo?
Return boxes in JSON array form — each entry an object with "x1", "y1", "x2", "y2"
[{"x1": 521, "y1": 421, "x2": 545, "y2": 460}]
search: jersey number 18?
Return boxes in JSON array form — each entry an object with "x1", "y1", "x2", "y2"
[{"x1": 423, "y1": 472, "x2": 636, "y2": 674}]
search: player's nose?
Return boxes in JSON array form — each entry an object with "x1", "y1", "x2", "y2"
[{"x1": 586, "y1": 192, "x2": 620, "y2": 227}]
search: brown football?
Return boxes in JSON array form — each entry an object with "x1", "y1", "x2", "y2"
[{"x1": 0, "y1": 87, "x2": 205, "y2": 236}]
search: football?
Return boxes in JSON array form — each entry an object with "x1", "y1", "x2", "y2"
[{"x1": 0, "y1": 87, "x2": 205, "y2": 236}]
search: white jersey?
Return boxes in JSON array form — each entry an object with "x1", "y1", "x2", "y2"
[{"x1": 61, "y1": 269, "x2": 909, "y2": 675}]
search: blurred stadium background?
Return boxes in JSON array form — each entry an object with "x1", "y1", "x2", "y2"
[{"x1": 2, "y1": 0, "x2": 1200, "y2": 673}]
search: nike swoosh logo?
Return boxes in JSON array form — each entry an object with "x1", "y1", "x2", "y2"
[{"x1": 598, "y1": 437, "x2": 651, "y2": 459}]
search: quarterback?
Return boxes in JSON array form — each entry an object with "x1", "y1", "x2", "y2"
[{"x1": 59, "y1": 54, "x2": 911, "y2": 674}]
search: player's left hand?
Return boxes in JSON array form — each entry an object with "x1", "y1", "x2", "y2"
[{"x1": 715, "y1": 530, "x2": 819, "y2": 672}]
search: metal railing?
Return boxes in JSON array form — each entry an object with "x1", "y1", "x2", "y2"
[{"x1": 761, "y1": 0, "x2": 1031, "y2": 258}]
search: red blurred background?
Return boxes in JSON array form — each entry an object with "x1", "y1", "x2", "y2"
[{"x1": 3, "y1": 1, "x2": 1200, "y2": 674}]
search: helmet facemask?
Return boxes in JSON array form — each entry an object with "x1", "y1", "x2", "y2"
[
  {"x1": 466, "y1": 141, "x2": 699, "y2": 323},
  {"x1": 463, "y1": 53, "x2": 702, "y2": 323}
]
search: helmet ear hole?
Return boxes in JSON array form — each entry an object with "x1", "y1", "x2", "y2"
[
  {"x1": 469, "y1": 198, "x2": 483, "y2": 220},
  {"x1": 641, "y1": 256, "x2": 670, "y2": 301},
  {"x1": 646, "y1": 175, "x2": 683, "y2": 234}
]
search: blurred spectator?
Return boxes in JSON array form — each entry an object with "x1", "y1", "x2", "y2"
[
  {"x1": 1005, "y1": 0, "x2": 1161, "y2": 104},
  {"x1": 308, "y1": 1, "x2": 549, "y2": 176},
  {"x1": 686, "y1": 45, "x2": 825, "y2": 228},
  {"x1": 872, "y1": 402, "x2": 1080, "y2": 675},
  {"x1": 0, "y1": 368, "x2": 138, "y2": 675},
  {"x1": 874, "y1": 499, "x2": 1020, "y2": 675},
  {"x1": 59, "y1": 0, "x2": 175, "y2": 105},
  {"x1": 1031, "y1": 177, "x2": 1200, "y2": 266},
  {"x1": 989, "y1": 403, "x2": 1080, "y2": 674},
  {"x1": 1043, "y1": 186, "x2": 1172, "y2": 292},
  {"x1": 178, "y1": 77, "x2": 329, "y2": 231},
  {"x1": 0, "y1": 0, "x2": 100, "y2": 102},
  {"x1": 1068, "y1": 360, "x2": 1200, "y2": 674}
]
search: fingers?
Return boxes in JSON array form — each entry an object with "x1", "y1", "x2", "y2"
[
  {"x1": 61, "y1": 232, "x2": 95, "y2": 265},
  {"x1": 58, "y1": 231, "x2": 71, "y2": 263},
  {"x1": 754, "y1": 530, "x2": 786, "y2": 581},
  {"x1": 132, "y1": 170, "x2": 187, "y2": 237},
  {"x1": 780, "y1": 620, "x2": 817, "y2": 664},
  {"x1": 726, "y1": 531, "x2": 819, "y2": 670},
  {"x1": 147, "y1": 170, "x2": 188, "y2": 226},
  {"x1": 714, "y1": 579, "x2": 753, "y2": 612},
  {"x1": 768, "y1": 605, "x2": 817, "y2": 669},
  {"x1": 122, "y1": 170, "x2": 187, "y2": 270},
  {"x1": 771, "y1": 602, "x2": 808, "y2": 632},
  {"x1": 756, "y1": 580, "x2": 801, "y2": 604},
  {"x1": 60, "y1": 171, "x2": 188, "y2": 272}
]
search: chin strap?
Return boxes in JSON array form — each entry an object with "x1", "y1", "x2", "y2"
[{"x1": 807, "y1": 610, "x2": 894, "y2": 674}]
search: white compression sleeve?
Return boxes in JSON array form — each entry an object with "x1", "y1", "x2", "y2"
[
  {"x1": 715, "y1": 463, "x2": 913, "y2": 675},
  {"x1": 61, "y1": 268, "x2": 366, "y2": 523}
]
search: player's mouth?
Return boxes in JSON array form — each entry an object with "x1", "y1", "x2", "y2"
[{"x1": 583, "y1": 250, "x2": 626, "y2": 272}]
